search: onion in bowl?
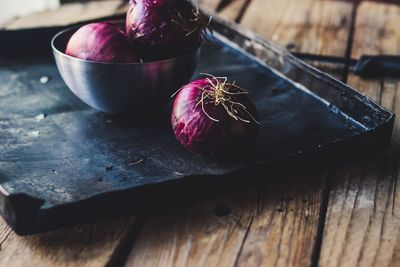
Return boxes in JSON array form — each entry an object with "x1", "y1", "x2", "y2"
[
  {"x1": 126, "y1": 0, "x2": 206, "y2": 61},
  {"x1": 66, "y1": 21, "x2": 138, "y2": 63}
]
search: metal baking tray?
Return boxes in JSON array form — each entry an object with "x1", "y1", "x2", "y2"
[{"x1": 0, "y1": 12, "x2": 394, "y2": 235}]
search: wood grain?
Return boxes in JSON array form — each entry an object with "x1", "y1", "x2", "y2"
[
  {"x1": 124, "y1": 1, "x2": 354, "y2": 266},
  {"x1": 125, "y1": 169, "x2": 326, "y2": 267},
  {"x1": 241, "y1": 0, "x2": 353, "y2": 56},
  {"x1": 218, "y1": 0, "x2": 249, "y2": 21},
  {"x1": 0, "y1": 216, "x2": 137, "y2": 267},
  {"x1": 3, "y1": 1, "x2": 129, "y2": 30},
  {"x1": 319, "y1": 2, "x2": 400, "y2": 267},
  {"x1": 198, "y1": 0, "x2": 222, "y2": 11}
]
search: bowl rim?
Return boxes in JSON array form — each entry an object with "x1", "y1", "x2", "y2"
[{"x1": 51, "y1": 23, "x2": 201, "y2": 66}]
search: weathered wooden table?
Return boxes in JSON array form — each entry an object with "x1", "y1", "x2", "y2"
[{"x1": 0, "y1": 0, "x2": 399, "y2": 266}]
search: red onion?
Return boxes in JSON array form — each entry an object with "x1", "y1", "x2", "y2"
[
  {"x1": 171, "y1": 75, "x2": 260, "y2": 158},
  {"x1": 66, "y1": 21, "x2": 138, "y2": 63},
  {"x1": 126, "y1": 0, "x2": 205, "y2": 60}
]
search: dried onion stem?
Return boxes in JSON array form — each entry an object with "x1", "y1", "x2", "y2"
[
  {"x1": 193, "y1": 73, "x2": 260, "y2": 124},
  {"x1": 170, "y1": 5, "x2": 211, "y2": 40}
]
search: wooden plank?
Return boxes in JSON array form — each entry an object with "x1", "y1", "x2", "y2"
[
  {"x1": 241, "y1": 0, "x2": 353, "y2": 57},
  {"x1": 319, "y1": 2, "x2": 400, "y2": 267},
  {"x1": 198, "y1": 0, "x2": 221, "y2": 11},
  {"x1": 125, "y1": 169, "x2": 326, "y2": 267},
  {"x1": 3, "y1": 1, "x2": 128, "y2": 30},
  {"x1": 218, "y1": 0, "x2": 249, "y2": 21},
  {"x1": 124, "y1": 1, "x2": 354, "y2": 266},
  {"x1": 201, "y1": 0, "x2": 249, "y2": 23},
  {"x1": 0, "y1": 216, "x2": 137, "y2": 267}
]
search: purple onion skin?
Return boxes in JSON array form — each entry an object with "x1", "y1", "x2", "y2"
[
  {"x1": 171, "y1": 78, "x2": 260, "y2": 159},
  {"x1": 126, "y1": 0, "x2": 202, "y2": 61},
  {"x1": 66, "y1": 21, "x2": 138, "y2": 63}
]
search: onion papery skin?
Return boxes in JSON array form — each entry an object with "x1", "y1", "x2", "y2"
[
  {"x1": 171, "y1": 78, "x2": 260, "y2": 158},
  {"x1": 66, "y1": 21, "x2": 138, "y2": 63},
  {"x1": 126, "y1": 0, "x2": 203, "y2": 61}
]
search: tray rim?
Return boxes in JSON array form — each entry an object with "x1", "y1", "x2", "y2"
[{"x1": 206, "y1": 11, "x2": 394, "y2": 129}]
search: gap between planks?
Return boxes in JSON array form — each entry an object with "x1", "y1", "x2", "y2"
[{"x1": 0, "y1": 216, "x2": 138, "y2": 267}]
